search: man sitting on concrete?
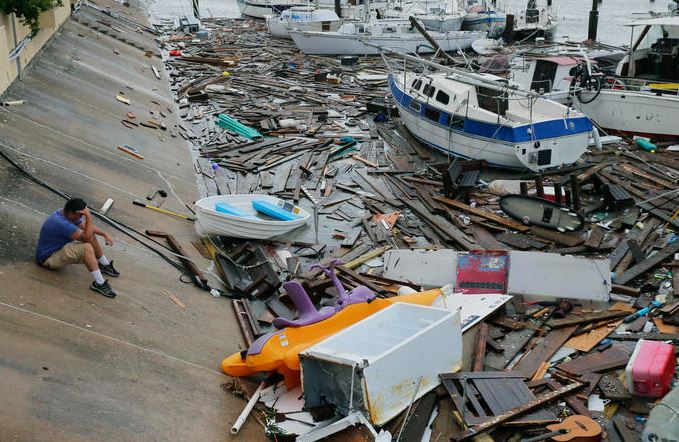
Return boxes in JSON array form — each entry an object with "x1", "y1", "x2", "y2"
[{"x1": 36, "y1": 198, "x2": 120, "y2": 298}]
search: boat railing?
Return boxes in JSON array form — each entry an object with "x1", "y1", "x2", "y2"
[{"x1": 598, "y1": 76, "x2": 679, "y2": 95}]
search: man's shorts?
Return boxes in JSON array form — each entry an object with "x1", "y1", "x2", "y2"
[{"x1": 42, "y1": 242, "x2": 87, "y2": 269}]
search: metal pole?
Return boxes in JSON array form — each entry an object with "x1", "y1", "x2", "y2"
[
  {"x1": 192, "y1": 0, "x2": 200, "y2": 19},
  {"x1": 10, "y1": 14, "x2": 21, "y2": 78}
]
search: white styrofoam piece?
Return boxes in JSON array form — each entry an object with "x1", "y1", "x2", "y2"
[
  {"x1": 259, "y1": 381, "x2": 287, "y2": 408},
  {"x1": 301, "y1": 303, "x2": 462, "y2": 425},
  {"x1": 419, "y1": 405, "x2": 438, "y2": 442},
  {"x1": 274, "y1": 419, "x2": 315, "y2": 436},
  {"x1": 273, "y1": 385, "x2": 304, "y2": 414},
  {"x1": 383, "y1": 249, "x2": 458, "y2": 289},
  {"x1": 431, "y1": 289, "x2": 512, "y2": 332},
  {"x1": 507, "y1": 251, "x2": 610, "y2": 301},
  {"x1": 285, "y1": 412, "x2": 317, "y2": 425}
]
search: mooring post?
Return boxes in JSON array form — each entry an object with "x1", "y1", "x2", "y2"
[
  {"x1": 569, "y1": 173, "x2": 582, "y2": 212},
  {"x1": 535, "y1": 176, "x2": 545, "y2": 198},
  {"x1": 504, "y1": 14, "x2": 515, "y2": 44},
  {"x1": 587, "y1": 0, "x2": 599, "y2": 42}
]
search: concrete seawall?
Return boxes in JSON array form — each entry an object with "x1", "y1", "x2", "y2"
[{"x1": 0, "y1": 1, "x2": 263, "y2": 440}]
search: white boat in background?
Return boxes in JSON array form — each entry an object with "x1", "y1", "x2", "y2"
[
  {"x1": 386, "y1": 53, "x2": 593, "y2": 171},
  {"x1": 289, "y1": 15, "x2": 485, "y2": 55},
  {"x1": 195, "y1": 195, "x2": 311, "y2": 239},
  {"x1": 511, "y1": 15, "x2": 679, "y2": 138},
  {"x1": 463, "y1": 1, "x2": 506, "y2": 38},
  {"x1": 266, "y1": 7, "x2": 341, "y2": 39},
  {"x1": 237, "y1": 0, "x2": 305, "y2": 19},
  {"x1": 511, "y1": 0, "x2": 557, "y2": 40},
  {"x1": 382, "y1": 0, "x2": 465, "y2": 32}
]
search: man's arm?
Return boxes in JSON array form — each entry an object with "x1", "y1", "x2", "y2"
[
  {"x1": 91, "y1": 225, "x2": 114, "y2": 246},
  {"x1": 70, "y1": 208, "x2": 95, "y2": 241}
]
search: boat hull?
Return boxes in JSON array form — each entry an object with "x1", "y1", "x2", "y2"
[
  {"x1": 389, "y1": 75, "x2": 591, "y2": 172},
  {"x1": 500, "y1": 195, "x2": 584, "y2": 231},
  {"x1": 289, "y1": 29, "x2": 485, "y2": 55},
  {"x1": 463, "y1": 12, "x2": 506, "y2": 38},
  {"x1": 574, "y1": 89, "x2": 679, "y2": 138},
  {"x1": 237, "y1": 0, "x2": 304, "y2": 18},
  {"x1": 194, "y1": 195, "x2": 310, "y2": 239},
  {"x1": 267, "y1": 17, "x2": 341, "y2": 39}
]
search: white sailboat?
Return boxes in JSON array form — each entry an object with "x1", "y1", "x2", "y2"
[
  {"x1": 381, "y1": 0, "x2": 465, "y2": 32},
  {"x1": 463, "y1": 0, "x2": 506, "y2": 38},
  {"x1": 289, "y1": 13, "x2": 485, "y2": 55},
  {"x1": 511, "y1": 0, "x2": 557, "y2": 39},
  {"x1": 512, "y1": 14, "x2": 679, "y2": 138},
  {"x1": 386, "y1": 52, "x2": 593, "y2": 171},
  {"x1": 266, "y1": 6, "x2": 341, "y2": 39}
]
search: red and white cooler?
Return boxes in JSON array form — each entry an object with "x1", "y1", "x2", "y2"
[{"x1": 625, "y1": 339, "x2": 676, "y2": 398}]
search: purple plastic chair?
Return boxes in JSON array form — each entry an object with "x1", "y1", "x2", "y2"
[
  {"x1": 311, "y1": 259, "x2": 376, "y2": 311},
  {"x1": 272, "y1": 281, "x2": 336, "y2": 329},
  {"x1": 270, "y1": 260, "x2": 376, "y2": 330}
]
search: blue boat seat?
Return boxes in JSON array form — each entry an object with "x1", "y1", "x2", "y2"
[
  {"x1": 252, "y1": 200, "x2": 300, "y2": 221},
  {"x1": 215, "y1": 202, "x2": 250, "y2": 217}
]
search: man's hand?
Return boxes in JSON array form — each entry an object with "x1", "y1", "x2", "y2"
[
  {"x1": 104, "y1": 233, "x2": 114, "y2": 246},
  {"x1": 78, "y1": 207, "x2": 92, "y2": 218}
]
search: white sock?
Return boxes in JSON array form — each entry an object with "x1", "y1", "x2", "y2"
[
  {"x1": 98, "y1": 255, "x2": 110, "y2": 266},
  {"x1": 91, "y1": 270, "x2": 105, "y2": 285}
]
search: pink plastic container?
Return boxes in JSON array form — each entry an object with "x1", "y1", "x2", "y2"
[{"x1": 625, "y1": 339, "x2": 676, "y2": 398}]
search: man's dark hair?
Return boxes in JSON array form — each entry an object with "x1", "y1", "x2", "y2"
[{"x1": 64, "y1": 198, "x2": 87, "y2": 213}]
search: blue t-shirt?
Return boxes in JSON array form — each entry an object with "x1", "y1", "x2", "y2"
[{"x1": 36, "y1": 210, "x2": 83, "y2": 262}]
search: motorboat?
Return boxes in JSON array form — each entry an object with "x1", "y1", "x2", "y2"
[
  {"x1": 194, "y1": 194, "x2": 311, "y2": 239},
  {"x1": 511, "y1": 0, "x2": 557, "y2": 40},
  {"x1": 463, "y1": 1, "x2": 506, "y2": 38},
  {"x1": 510, "y1": 15, "x2": 679, "y2": 138},
  {"x1": 387, "y1": 53, "x2": 593, "y2": 172},
  {"x1": 289, "y1": 14, "x2": 485, "y2": 55},
  {"x1": 265, "y1": 6, "x2": 341, "y2": 39},
  {"x1": 237, "y1": 0, "x2": 306, "y2": 19}
]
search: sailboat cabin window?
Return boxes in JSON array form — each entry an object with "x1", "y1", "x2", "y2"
[
  {"x1": 424, "y1": 106, "x2": 440, "y2": 122},
  {"x1": 436, "y1": 90, "x2": 450, "y2": 105},
  {"x1": 422, "y1": 84, "x2": 431, "y2": 95},
  {"x1": 412, "y1": 79, "x2": 423, "y2": 90}
]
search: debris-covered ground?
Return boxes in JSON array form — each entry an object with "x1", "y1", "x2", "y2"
[{"x1": 149, "y1": 17, "x2": 679, "y2": 442}]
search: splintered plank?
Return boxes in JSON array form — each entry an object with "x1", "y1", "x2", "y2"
[
  {"x1": 432, "y1": 196, "x2": 530, "y2": 233},
  {"x1": 546, "y1": 310, "x2": 628, "y2": 328},
  {"x1": 452, "y1": 382, "x2": 583, "y2": 441},
  {"x1": 400, "y1": 199, "x2": 476, "y2": 250},
  {"x1": 484, "y1": 328, "x2": 537, "y2": 371},
  {"x1": 564, "y1": 320, "x2": 624, "y2": 352},
  {"x1": 512, "y1": 326, "x2": 577, "y2": 378},
  {"x1": 530, "y1": 226, "x2": 585, "y2": 247},
  {"x1": 615, "y1": 239, "x2": 679, "y2": 284},
  {"x1": 556, "y1": 344, "x2": 632, "y2": 376}
]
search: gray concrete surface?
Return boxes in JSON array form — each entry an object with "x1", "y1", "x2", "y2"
[{"x1": 0, "y1": 2, "x2": 264, "y2": 440}]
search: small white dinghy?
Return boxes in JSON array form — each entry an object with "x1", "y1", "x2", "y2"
[{"x1": 194, "y1": 195, "x2": 311, "y2": 239}]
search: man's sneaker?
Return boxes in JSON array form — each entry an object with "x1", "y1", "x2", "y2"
[
  {"x1": 90, "y1": 280, "x2": 117, "y2": 298},
  {"x1": 99, "y1": 261, "x2": 120, "y2": 277}
]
